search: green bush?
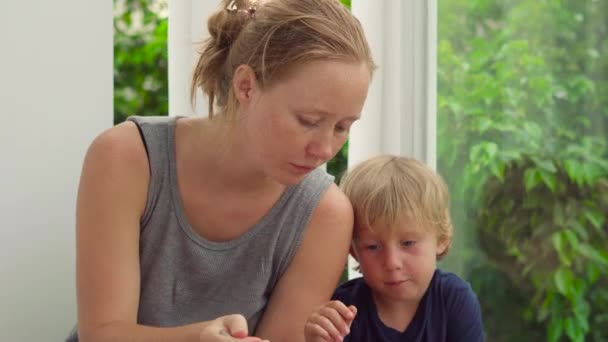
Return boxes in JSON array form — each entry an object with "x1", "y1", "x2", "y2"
[
  {"x1": 114, "y1": 0, "x2": 168, "y2": 124},
  {"x1": 438, "y1": 1, "x2": 608, "y2": 340},
  {"x1": 477, "y1": 155, "x2": 608, "y2": 341}
]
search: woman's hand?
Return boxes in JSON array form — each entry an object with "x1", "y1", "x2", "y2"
[
  {"x1": 200, "y1": 314, "x2": 270, "y2": 342},
  {"x1": 304, "y1": 301, "x2": 357, "y2": 342}
]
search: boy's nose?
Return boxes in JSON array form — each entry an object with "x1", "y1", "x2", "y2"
[{"x1": 383, "y1": 248, "x2": 402, "y2": 270}]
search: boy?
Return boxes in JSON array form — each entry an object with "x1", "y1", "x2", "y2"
[{"x1": 305, "y1": 155, "x2": 484, "y2": 342}]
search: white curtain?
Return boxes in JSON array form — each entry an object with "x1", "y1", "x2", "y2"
[
  {"x1": 168, "y1": 0, "x2": 216, "y2": 117},
  {"x1": 350, "y1": 0, "x2": 436, "y2": 168}
]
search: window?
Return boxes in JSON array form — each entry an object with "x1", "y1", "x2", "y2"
[{"x1": 437, "y1": 1, "x2": 608, "y2": 341}]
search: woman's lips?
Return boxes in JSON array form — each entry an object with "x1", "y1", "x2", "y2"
[{"x1": 291, "y1": 163, "x2": 315, "y2": 174}]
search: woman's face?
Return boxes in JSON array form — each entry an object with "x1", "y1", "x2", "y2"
[{"x1": 236, "y1": 60, "x2": 371, "y2": 185}]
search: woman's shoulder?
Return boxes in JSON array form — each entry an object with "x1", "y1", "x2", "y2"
[
  {"x1": 307, "y1": 172, "x2": 350, "y2": 218},
  {"x1": 82, "y1": 120, "x2": 150, "y2": 191},
  {"x1": 87, "y1": 120, "x2": 148, "y2": 167}
]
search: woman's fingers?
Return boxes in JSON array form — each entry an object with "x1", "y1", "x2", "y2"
[
  {"x1": 201, "y1": 314, "x2": 270, "y2": 342},
  {"x1": 221, "y1": 314, "x2": 250, "y2": 338}
]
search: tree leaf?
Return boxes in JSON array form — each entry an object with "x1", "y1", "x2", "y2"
[
  {"x1": 548, "y1": 317, "x2": 563, "y2": 342},
  {"x1": 554, "y1": 268, "x2": 573, "y2": 295},
  {"x1": 524, "y1": 167, "x2": 541, "y2": 191},
  {"x1": 579, "y1": 244, "x2": 608, "y2": 266},
  {"x1": 540, "y1": 170, "x2": 557, "y2": 191},
  {"x1": 564, "y1": 229, "x2": 579, "y2": 250}
]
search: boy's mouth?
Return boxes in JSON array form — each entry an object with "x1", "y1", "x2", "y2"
[{"x1": 385, "y1": 280, "x2": 407, "y2": 286}]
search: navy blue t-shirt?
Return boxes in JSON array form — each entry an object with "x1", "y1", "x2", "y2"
[{"x1": 332, "y1": 269, "x2": 484, "y2": 342}]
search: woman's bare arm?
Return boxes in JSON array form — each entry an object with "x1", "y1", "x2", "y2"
[
  {"x1": 75, "y1": 122, "x2": 150, "y2": 339},
  {"x1": 75, "y1": 122, "x2": 232, "y2": 341},
  {"x1": 255, "y1": 183, "x2": 354, "y2": 342}
]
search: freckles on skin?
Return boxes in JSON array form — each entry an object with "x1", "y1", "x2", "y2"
[
  {"x1": 239, "y1": 61, "x2": 370, "y2": 176},
  {"x1": 275, "y1": 61, "x2": 370, "y2": 121}
]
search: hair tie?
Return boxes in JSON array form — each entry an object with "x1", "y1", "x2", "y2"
[{"x1": 225, "y1": 0, "x2": 257, "y2": 16}]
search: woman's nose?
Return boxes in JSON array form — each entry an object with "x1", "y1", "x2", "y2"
[{"x1": 307, "y1": 132, "x2": 335, "y2": 161}]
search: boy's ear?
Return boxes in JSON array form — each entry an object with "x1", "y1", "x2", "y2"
[
  {"x1": 436, "y1": 235, "x2": 451, "y2": 256},
  {"x1": 349, "y1": 244, "x2": 359, "y2": 262}
]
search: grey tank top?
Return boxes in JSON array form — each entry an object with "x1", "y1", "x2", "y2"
[{"x1": 66, "y1": 115, "x2": 333, "y2": 341}]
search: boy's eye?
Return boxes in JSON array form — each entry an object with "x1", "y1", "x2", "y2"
[
  {"x1": 364, "y1": 244, "x2": 380, "y2": 251},
  {"x1": 401, "y1": 240, "x2": 416, "y2": 247}
]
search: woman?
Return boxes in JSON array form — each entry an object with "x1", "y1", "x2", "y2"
[{"x1": 69, "y1": 0, "x2": 375, "y2": 341}]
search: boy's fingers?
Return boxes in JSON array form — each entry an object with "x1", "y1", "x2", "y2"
[
  {"x1": 316, "y1": 315, "x2": 344, "y2": 341},
  {"x1": 327, "y1": 300, "x2": 356, "y2": 320},
  {"x1": 318, "y1": 307, "x2": 350, "y2": 337},
  {"x1": 304, "y1": 320, "x2": 332, "y2": 341}
]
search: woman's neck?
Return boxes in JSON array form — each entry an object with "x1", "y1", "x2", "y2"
[{"x1": 177, "y1": 116, "x2": 279, "y2": 194}]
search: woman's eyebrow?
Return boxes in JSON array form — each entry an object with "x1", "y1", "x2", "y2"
[{"x1": 310, "y1": 108, "x2": 361, "y2": 121}]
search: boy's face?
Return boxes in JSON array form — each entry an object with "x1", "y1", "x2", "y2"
[{"x1": 352, "y1": 215, "x2": 449, "y2": 307}]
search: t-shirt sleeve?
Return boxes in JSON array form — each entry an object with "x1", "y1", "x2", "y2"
[{"x1": 445, "y1": 279, "x2": 485, "y2": 342}]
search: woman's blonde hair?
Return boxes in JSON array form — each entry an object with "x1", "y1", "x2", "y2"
[
  {"x1": 340, "y1": 155, "x2": 453, "y2": 259},
  {"x1": 191, "y1": 0, "x2": 375, "y2": 119}
]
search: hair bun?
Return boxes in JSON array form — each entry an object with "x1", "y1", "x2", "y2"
[
  {"x1": 225, "y1": 0, "x2": 257, "y2": 16},
  {"x1": 207, "y1": 11, "x2": 246, "y2": 49}
]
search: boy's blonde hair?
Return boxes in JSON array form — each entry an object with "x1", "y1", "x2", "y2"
[{"x1": 340, "y1": 155, "x2": 453, "y2": 259}]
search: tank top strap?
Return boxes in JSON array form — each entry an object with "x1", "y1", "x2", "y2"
[{"x1": 127, "y1": 115, "x2": 179, "y2": 228}]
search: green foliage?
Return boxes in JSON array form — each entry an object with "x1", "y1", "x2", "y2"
[
  {"x1": 438, "y1": 0, "x2": 608, "y2": 340},
  {"x1": 327, "y1": 0, "x2": 352, "y2": 186},
  {"x1": 477, "y1": 157, "x2": 608, "y2": 342},
  {"x1": 114, "y1": 0, "x2": 168, "y2": 124}
]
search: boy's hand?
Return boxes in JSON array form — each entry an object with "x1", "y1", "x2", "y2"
[{"x1": 304, "y1": 300, "x2": 357, "y2": 342}]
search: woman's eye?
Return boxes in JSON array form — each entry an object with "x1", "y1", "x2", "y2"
[
  {"x1": 298, "y1": 116, "x2": 318, "y2": 127},
  {"x1": 335, "y1": 124, "x2": 349, "y2": 134}
]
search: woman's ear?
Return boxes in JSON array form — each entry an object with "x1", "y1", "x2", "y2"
[{"x1": 232, "y1": 64, "x2": 258, "y2": 105}]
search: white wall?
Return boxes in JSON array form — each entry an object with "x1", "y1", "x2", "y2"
[{"x1": 0, "y1": 1, "x2": 112, "y2": 340}]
